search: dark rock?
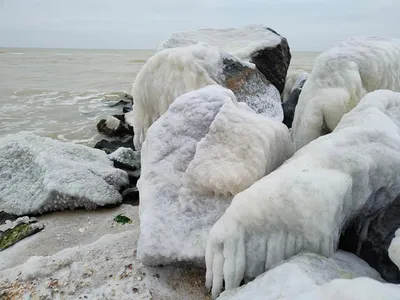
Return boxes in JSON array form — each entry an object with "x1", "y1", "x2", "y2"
[
  {"x1": 282, "y1": 79, "x2": 306, "y2": 128},
  {"x1": 250, "y1": 28, "x2": 291, "y2": 94},
  {"x1": 123, "y1": 106, "x2": 132, "y2": 113},
  {"x1": 107, "y1": 99, "x2": 132, "y2": 108},
  {"x1": 339, "y1": 197, "x2": 400, "y2": 283},
  {"x1": 94, "y1": 137, "x2": 135, "y2": 154},
  {"x1": 0, "y1": 212, "x2": 18, "y2": 225},
  {"x1": 124, "y1": 93, "x2": 133, "y2": 101},
  {"x1": 96, "y1": 115, "x2": 133, "y2": 137}
]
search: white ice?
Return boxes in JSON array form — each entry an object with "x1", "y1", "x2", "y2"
[
  {"x1": 137, "y1": 85, "x2": 293, "y2": 266},
  {"x1": 282, "y1": 69, "x2": 309, "y2": 103},
  {"x1": 206, "y1": 89, "x2": 400, "y2": 297},
  {"x1": 157, "y1": 24, "x2": 282, "y2": 61},
  {"x1": 218, "y1": 251, "x2": 384, "y2": 300},
  {"x1": 0, "y1": 132, "x2": 129, "y2": 215},
  {"x1": 389, "y1": 228, "x2": 400, "y2": 270},
  {"x1": 291, "y1": 36, "x2": 400, "y2": 150}
]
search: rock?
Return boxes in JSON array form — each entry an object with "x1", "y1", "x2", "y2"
[
  {"x1": 0, "y1": 217, "x2": 44, "y2": 251},
  {"x1": 158, "y1": 24, "x2": 291, "y2": 94},
  {"x1": 339, "y1": 197, "x2": 400, "y2": 283},
  {"x1": 137, "y1": 85, "x2": 293, "y2": 266},
  {"x1": 108, "y1": 147, "x2": 141, "y2": 206},
  {"x1": 282, "y1": 69, "x2": 309, "y2": 103},
  {"x1": 282, "y1": 81, "x2": 306, "y2": 128},
  {"x1": 0, "y1": 212, "x2": 17, "y2": 225},
  {"x1": 218, "y1": 251, "x2": 384, "y2": 300},
  {"x1": 96, "y1": 115, "x2": 133, "y2": 137},
  {"x1": 107, "y1": 99, "x2": 132, "y2": 108},
  {"x1": 389, "y1": 229, "x2": 400, "y2": 270},
  {"x1": 126, "y1": 42, "x2": 283, "y2": 150},
  {"x1": 0, "y1": 132, "x2": 129, "y2": 215},
  {"x1": 94, "y1": 137, "x2": 135, "y2": 154},
  {"x1": 204, "y1": 90, "x2": 400, "y2": 297}
]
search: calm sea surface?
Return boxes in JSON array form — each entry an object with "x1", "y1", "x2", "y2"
[{"x1": 0, "y1": 48, "x2": 318, "y2": 145}]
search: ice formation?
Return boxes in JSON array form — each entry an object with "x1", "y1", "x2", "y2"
[
  {"x1": 205, "y1": 90, "x2": 400, "y2": 298},
  {"x1": 0, "y1": 132, "x2": 129, "y2": 215},
  {"x1": 137, "y1": 85, "x2": 293, "y2": 266},
  {"x1": 126, "y1": 42, "x2": 282, "y2": 150},
  {"x1": 158, "y1": 24, "x2": 282, "y2": 61},
  {"x1": 291, "y1": 36, "x2": 400, "y2": 150},
  {"x1": 389, "y1": 228, "x2": 400, "y2": 270},
  {"x1": 281, "y1": 69, "x2": 309, "y2": 103},
  {"x1": 218, "y1": 251, "x2": 383, "y2": 300},
  {"x1": 295, "y1": 277, "x2": 400, "y2": 300}
]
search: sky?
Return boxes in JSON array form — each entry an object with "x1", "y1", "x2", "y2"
[{"x1": 0, "y1": 0, "x2": 398, "y2": 51}]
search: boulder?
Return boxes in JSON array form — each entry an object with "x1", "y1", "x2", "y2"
[
  {"x1": 158, "y1": 24, "x2": 291, "y2": 93},
  {"x1": 0, "y1": 132, "x2": 129, "y2": 215},
  {"x1": 339, "y1": 197, "x2": 400, "y2": 283},
  {"x1": 96, "y1": 115, "x2": 133, "y2": 137},
  {"x1": 281, "y1": 69, "x2": 309, "y2": 103},
  {"x1": 125, "y1": 42, "x2": 283, "y2": 150},
  {"x1": 94, "y1": 136, "x2": 135, "y2": 154},
  {"x1": 137, "y1": 85, "x2": 293, "y2": 266},
  {"x1": 282, "y1": 80, "x2": 306, "y2": 128},
  {"x1": 218, "y1": 251, "x2": 384, "y2": 300}
]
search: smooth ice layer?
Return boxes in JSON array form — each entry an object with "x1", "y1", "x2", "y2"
[
  {"x1": 389, "y1": 229, "x2": 400, "y2": 270},
  {"x1": 0, "y1": 132, "x2": 128, "y2": 215},
  {"x1": 291, "y1": 36, "x2": 400, "y2": 150},
  {"x1": 218, "y1": 251, "x2": 383, "y2": 300},
  {"x1": 157, "y1": 24, "x2": 282, "y2": 61},
  {"x1": 126, "y1": 43, "x2": 282, "y2": 150},
  {"x1": 206, "y1": 90, "x2": 400, "y2": 298},
  {"x1": 295, "y1": 277, "x2": 400, "y2": 300},
  {"x1": 137, "y1": 85, "x2": 293, "y2": 266}
]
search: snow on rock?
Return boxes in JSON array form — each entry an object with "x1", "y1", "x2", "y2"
[
  {"x1": 281, "y1": 69, "x2": 309, "y2": 103},
  {"x1": 137, "y1": 85, "x2": 293, "y2": 266},
  {"x1": 0, "y1": 229, "x2": 209, "y2": 300},
  {"x1": 217, "y1": 251, "x2": 383, "y2": 300},
  {"x1": 158, "y1": 24, "x2": 291, "y2": 93},
  {"x1": 205, "y1": 90, "x2": 400, "y2": 297},
  {"x1": 295, "y1": 277, "x2": 400, "y2": 300},
  {"x1": 0, "y1": 132, "x2": 129, "y2": 216},
  {"x1": 126, "y1": 42, "x2": 282, "y2": 150},
  {"x1": 389, "y1": 228, "x2": 400, "y2": 270},
  {"x1": 291, "y1": 36, "x2": 400, "y2": 150}
]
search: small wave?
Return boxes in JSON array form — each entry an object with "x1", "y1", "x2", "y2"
[{"x1": 11, "y1": 52, "x2": 25, "y2": 55}]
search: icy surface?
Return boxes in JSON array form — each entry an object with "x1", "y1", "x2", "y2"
[
  {"x1": 104, "y1": 115, "x2": 121, "y2": 130},
  {"x1": 0, "y1": 132, "x2": 129, "y2": 215},
  {"x1": 296, "y1": 277, "x2": 400, "y2": 300},
  {"x1": 389, "y1": 228, "x2": 400, "y2": 270},
  {"x1": 126, "y1": 43, "x2": 282, "y2": 150},
  {"x1": 206, "y1": 90, "x2": 400, "y2": 297},
  {"x1": 158, "y1": 24, "x2": 282, "y2": 61},
  {"x1": 218, "y1": 251, "x2": 383, "y2": 300},
  {"x1": 291, "y1": 36, "x2": 400, "y2": 150},
  {"x1": 282, "y1": 69, "x2": 309, "y2": 103},
  {"x1": 137, "y1": 85, "x2": 293, "y2": 266}
]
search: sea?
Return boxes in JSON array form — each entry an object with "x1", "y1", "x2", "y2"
[{"x1": 0, "y1": 48, "x2": 318, "y2": 146}]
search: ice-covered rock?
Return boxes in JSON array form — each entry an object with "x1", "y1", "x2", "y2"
[
  {"x1": 158, "y1": 24, "x2": 291, "y2": 93},
  {"x1": 218, "y1": 251, "x2": 383, "y2": 300},
  {"x1": 291, "y1": 36, "x2": 400, "y2": 150},
  {"x1": 295, "y1": 277, "x2": 400, "y2": 300},
  {"x1": 339, "y1": 197, "x2": 400, "y2": 283},
  {"x1": 137, "y1": 85, "x2": 293, "y2": 266},
  {"x1": 282, "y1": 69, "x2": 309, "y2": 103},
  {"x1": 205, "y1": 89, "x2": 400, "y2": 297},
  {"x1": 389, "y1": 228, "x2": 400, "y2": 271},
  {"x1": 0, "y1": 132, "x2": 129, "y2": 215},
  {"x1": 96, "y1": 115, "x2": 133, "y2": 137},
  {"x1": 126, "y1": 43, "x2": 283, "y2": 150}
]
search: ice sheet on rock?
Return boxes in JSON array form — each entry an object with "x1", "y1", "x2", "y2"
[
  {"x1": 291, "y1": 36, "x2": 400, "y2": 150},
  {"x1": 125, "y1": 42, "x2": 282, "y2": 150},
  {"x1": 389, "y1": 228, "x2": 400, "y2": 270},
  {"x1": 0, "y1": 132, "x2": 129, "y2": 215},
  {"x1": 218, "y1": 251, "x2": 383, "y2": 300},
  {"x1": 206, "y1": 90, "x2": 400, "y2": 297},
  {"x1": 137, "y1": 85, "x2": 293, "y2": 266},
  {"x1": 295, "y1": 277, "x2": 400, "y2": 300},
  {"x1": 158, "y1": 24, "x2": 282, "y2": 61}
]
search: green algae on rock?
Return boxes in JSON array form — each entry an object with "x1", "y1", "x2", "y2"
[{"x1": 0, "y1": 223, "x2": 44, "y2": 251}]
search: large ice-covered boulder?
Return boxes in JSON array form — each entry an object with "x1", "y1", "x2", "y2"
[
  {"x1": 0, "y1": 132, "x2": 129, "y2": 215},
  {"x1": 218, "y1": 251, "x2": 384, "y2": 300},
  {"x1": 126, "y1": 43, "x2": 282, "y2": 150},
  {"x1": 137, "y1": 85, "x2": 293, "y2": 266},
  {"x1": 205, "y1": 90, "x2": 400, "y2": 297},
  {"x1": 291, "y1": 36, "x2": 400, "y2": 150},
  {"x1": 158, "y1": 24, "x2": 291, "y2": 94}
]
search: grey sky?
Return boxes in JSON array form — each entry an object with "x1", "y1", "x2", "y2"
[{"x1": 0, "y1": 0, "x2": 398, "y2": 50}]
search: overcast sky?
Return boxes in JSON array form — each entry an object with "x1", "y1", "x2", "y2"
[{"x1": 0, "y1": 0, "x2": 398, "y2": 51}]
